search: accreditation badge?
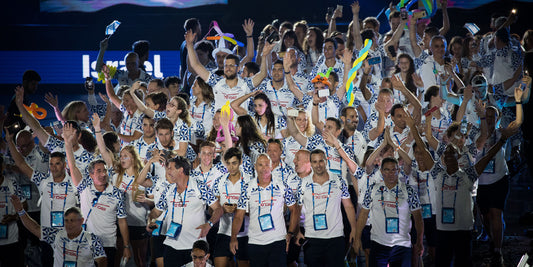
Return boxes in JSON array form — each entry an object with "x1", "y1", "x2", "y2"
[
  {"x1": 0, "y1": 224, "x2": 7, "y2": 239},
  {"x1": 151, "y1": 220, "x2": 163, "y2": 236},
  {"x1": 385, "y1": 217, "x2": 399, "y2": 234},
  {"x1": 166, "y1": 222, "x2": 182, "y2": 238},
  {"x1": 63, "y1": 261, "x2": 77, "y2": 267},
  {"x1": 258, "y1": 214, "x2": 274, "y2": 232},
  {"x1": 442, "y1": 207, "x2": 455, "y2": 224},
  {"x1": 313, "y1": 214, "x2": 328, "y2": 231},
  {"x1": 422, "y1": 204, "x2": 432, "y2": 219},
  {"x1": 51, "y1": 211, "x2": 65, "y2": 227}
]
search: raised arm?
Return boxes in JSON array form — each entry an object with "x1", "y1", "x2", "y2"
[
  {"x1": 231, "y1": 91, "x2": 260, "y2": 116},
  {"x1": 439, "y1": 75, "x2": 461, "y2": 105},
  {"x1": 14, "y1": 86, "x2": 51, "y2": 145},
  {"x1": 439, "y1": 0, "x2": 450, "y2": 36},
  {"x1": 5, "y1": 129, "x2": 34, "y2": 178},
  {"x1": 251, "y1": 42, "x2": 275, "y2": 88},
  {"x1": 325, "y1": 131, "x2": 359, "y2": 174},
  {"x1": 311, "y1": 91, "x2": 325, "y2": 132},
  {"x1": 11, "y1": 195, "x2": 40, "y2": 239},
  {"x1": 286, "y1": 113, "x2": 309, "y2": 147},
  {"x1": 92, "y1": 114, "x2": 115, "y2": 167},
  {"x1": 129, "y1": 81, "x2": 155, "y2": 118},
  {"x1": 44, "y1": 92, "x2": 65, "y2": 124},
  {"x1": 283, "y1": 52, "x2": 304, "y2": 101},
  {"x1": 403, "y1": 110, "x2": 434, "y2": 171},
  {"x1": 239, "y1": 19, "x2": 255, "y2": 68},
  {"x1": 338, "y1": 48, "x2": 354, "y2": 101},
  {"x1": 367, "y1": 102, "x2": 386, "y2": 141},
  {"x1": 408, "y1": 16, "x2": 422, "y2": 57},
  {"x1": 425, "y1": 111, "x2": 439, "y2": 151},
  {"x1": 219, "y1": 110, "x2": 234, "y2": 152},
  {"x1": 351, "y1": 2, "x2": 363, "y2": 50},
  {"x1": 185, "y1": 30, "x2": 211, "y2": 81},
  {"x1": 384, "y1": 16, "x2": 407, "y2": 51},
  {"x1": 95, "y1": 38, "x2": 109, "y2": 73},
  {"x1": 474, "y1": 100, "x2": 488, "y2": 150},
  {"x1": 455, "y1": 85, "x2": 472, "y2": 123},
  {"x1": 514, "y1": 87, "x2": 524, "y2": 125},
  {"x1": 359, "y1": 60, "x2": 374, "y2": 101},
  {"x1": 103, "y1": 66, "x2": 122, "y2": 109},
  {"x1": 63, "y1": 123, "x2": 83, "y2": 187},
  {"x1": 475, "y1": 121, "x2": 519, "y2": 175},
  {"x1": 391, "y1": 75, "x2": 422, "y2": 112},
  {"x1": 327, "y1": 5, "x2": 343, "y2": 37}
]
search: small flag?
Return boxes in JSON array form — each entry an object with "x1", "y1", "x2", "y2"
[
  {"x1": 464, "y1": 23, "x2": 480, "y2": 35},
  {"x1": 105, "y1": 20, "x2": 121, "y2": 36}
]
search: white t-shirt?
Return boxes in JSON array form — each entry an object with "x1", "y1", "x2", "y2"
[
  {"x1": 431, "y1": 161, "x2": 478, "y2": 231},
  {"x1": 190, "y1": 97, "x2": 216, "y2": 141},
  {"x1": 53, "y1": 230, "x2": 106, "y2": 267},
  {"x1": 271, "y1": 161, "x2": 295, "y2": 184},
  {"x1": 305, "y1": 134, "x2": 356, "y2": 185},
  {"x1": 237, "y1": 178, "x2": 296, "y2": 245},
  {"x1": 406, "y1": 162, "x2": 437, "y2": 218},
  {"x1": 206, "y1": 73, "x2": 254, "y2": 111},
  {"x1": 155, "y1": 179, "x2": 217, "y2": 250},
  {"x1": 297, "y1": 172, "x2": 350, "y2": 239},
  {"x1": 119, "y1": 105, "x2": 143, "y2": 145},
  {"x1": 112, "y1": 172, "x2": 150, "y2": 227},
  {"x1": 31, "y1": 171, "x2": 78, "y2": 244},
  {"x1": 476, "y1": 131, "x2": 508, "y2": 185},
  {"x1": 77, "y1": 177, "x2": 127, "y2": 247},
  {"x1": 256, "y1": 79, "x2": 297, "y2": 117},
  {"x1": 0, "y1": 176, "x2": 25, "y2": 245},
  {"x1": 361, "y1": 181, "x2": 421, "y2": 248},
  {"x1": 282, "y1": 136, "x2": 305, "y2": 169},
  {"x1": 212, "y1": 172, "x2": 252, "y2": 237},
  {"x1": 191, "y1": 163, "x2": 227, "y2": 190},
  {"x1": 130, "y1": 137, "x2": 158, "y2": 162}
]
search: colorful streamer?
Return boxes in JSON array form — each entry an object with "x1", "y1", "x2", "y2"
[
  {"x1": 346, "y1": 39, "x2": 372, "y2": 106},
  {"x1": 204, "y1": 21, "x2": 245, "y2": 47}
]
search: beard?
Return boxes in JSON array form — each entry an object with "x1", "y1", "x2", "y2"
[{"x1": 225, "y1": 73, "x2": 237, "y2": 80}]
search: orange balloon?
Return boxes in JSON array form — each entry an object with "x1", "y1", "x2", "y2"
[{"x1": 24, "y1": 103, "x2": 47, "y2": 120}]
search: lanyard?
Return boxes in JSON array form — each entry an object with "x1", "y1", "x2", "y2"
[
  {"x1": 277, "y1": 161, "x2": 285, "y2": 182},
  {"x1": 434, "y1": 118, "x2": 443, "y2": 140},
  {"x1": 311, "y1": 182, "x2": 332, "y2": 215},
  {"x1": 224, "y1": 174, "x2": 243, "y2": 204},
  {"x1": 63, "y1": 232, "x2": 84, "y2": 264},
  {"x1": 3, "y1": 191, "x2": 8, "y2": 215},
  {"x1": 441, "y1": 174, "x2": 460, "y2": 209},
  {"x1": 432, "y1": 61, "x2": 439, "y2": 84},
  {"x1": 50, "y1": 182, "x2": 69, "y2": 212},
  {"x1": 124, "y1": 177, "x2": 134, "y2": 192},
  {"x1": 380, "y1": 184, "x2": 399, "y2": 217},
  {"x1": 85, "y1": 191, "x2": 103, "y2": 225},
  {"x1": 192, "y1": 103, "x2": 206, "y2": 121},
  {"x1": 324, "y1": 145, "x2": 342, "y2": 171},
  {"x1": 416, "y1": 172, "x2": 431, "y2": 201},
  {"x1": 271, "y1": 81, "x2": 285, "y2": 116},
  {"x1": 137, "y1": 140, "x2": 144, "y2": 155},
  {"x1": 257, "y1": 182, "x2": 274, "y2": 216},
  {"x1": 171, "y1": 180, "x2": 189, "y2": 224},
  {"x1": 200, "y1": 167, "x2": 211, "y2": 184}
]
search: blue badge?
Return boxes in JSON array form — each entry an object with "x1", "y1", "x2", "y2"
[
  {"x1": 442, "y1": 207, "x2": 455, "y2": 224},
  {"x1": 483, "y1": 159, "x2": 495, "y2": 174},
  {"x1": 422, "y1": 204, "x2": 432, "y2": 219},
  {"x1": 313, "y1": 214, "x2": 328, "y2": 231},
  {"x1": 166, "y1": 222, "x2": 182, "y2": 238},
  {"x1": 63, "y1": 261, "x2": 77, "y2": 267},
  {"x1": 0, "y1": 224, "x2": 7, "y2": 239},
  {"x1": 385, "y1": 217, "x2": 399, "y2": 234},
  {"x1": 258, "y1": 214, "x2": 274, "y2": 232},
  {"x1": 22, "y1": 184, "x2": 32, "y2": 200},
  {"x1": 151, "y1": 220, "x2": 163, "y2": 236},
  {"x1": 51, "y1": 211, "x2": 64, "y2": 227},
  {"x1": 330, "y1": 169, "x2": 342, "y2": 175}
]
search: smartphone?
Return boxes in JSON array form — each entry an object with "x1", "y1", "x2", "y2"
[
  {"x1": 266, "y1": 31, "x2": 280, "y2": 44},
  {"x1": 368, "y1": 57, "x2": 382, "y2": 65},
  {"x1": 400, "y1": 8, "x2": 408, "y2": 20},
  {"x1": 337, "y1": 5, "x2": 343, "y2": 13},
  {"x1": 327, "y1": 7, "x2": 334, "y2": 18},
  {"x1": 85, "y1": 77, "x2": 94, "y2": 91},
  {"x1": 413, "y1": 10, "x2": 427, "y2": 19},
  {"x1": 318, "y1": 89, "x2": 330, "y2": 98},
  {"x1": 287, "y1": 109, "x2": 299, "y2": 117}
]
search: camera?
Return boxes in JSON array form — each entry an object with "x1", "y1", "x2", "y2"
[
  {"x1": 287, "y1": 109, "x2": 299, "y2": 117},
  {"x1": 85, "y1": 77, "x2": 94, "y2": 91},
  {"x1": 327, "y1": 7, "x2": 334, "y2": 18},
  {"x1": 6, "y1": 122, "x2": 21, "y2": 135},
  {"x1": 400, "y1": 8, "x2": 408, "y2": 20},
  {"x1": 266, "y1": 31, "x2": 280, "y2": 44}
]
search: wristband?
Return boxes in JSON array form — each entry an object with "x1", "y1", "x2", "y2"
[
  {"x1": 479, "y1": 117, "x2": 486, "y2": 120},
  {"x1": 124, "y1": 245, "x2": 131, "y2": 249},
  {"x1": 17, "y1": 209, "x2": 26, "y2": 216},
  {"x1": 284, "y1": 71, "x2": 290, "y2": 74},
  {"x1": 516, "y1": 101, "x2": 522, "y2": 105},
  {"x1": 207, "y1": 220, "x2": 214, "y2": 227},
  {"x1": 247, "y1": 35, "x2": 253, "y2": 38},
  {"x1": 313, "y1": 102, "x2": 319, "y2": 106},
  {"x1": 287, "y1": 231, "x2": 294, "y2": 235},
  {"x1": 424, "y1": 106, "x2": 439, "y2": 117}
]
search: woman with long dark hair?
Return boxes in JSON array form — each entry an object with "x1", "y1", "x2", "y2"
[
  {"x1": 303, "y1": 27, "x2": 324, "y2": 73},
  {"x1": 190, "y1": 77, "x2": 216, "y2": 144},
  {"x1": 393, "y1": 53, "x2": 422, "y2": 104}
]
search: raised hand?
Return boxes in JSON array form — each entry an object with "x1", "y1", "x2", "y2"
[
  {"x1": 351, "y1": 1, "x2": 360, "y2": 16},
  {"x1": 98, "y1": 92, "x2": 110, "y2": 104},
  {"x1": 501, "y1": 121, "x2": 520, "y2": 139},
  {"x1": 102, "y1": 64, "x2": 110, "y2": 79},
  {"x1": 44, "y1": 92, "x2": 59, "y2": 108},
  {"x1": 14, "y1": 86, "x2": 24, "y2": 107},
  {"x1": 242, "y1": 19, "x2": 254, "y2": 36},
  {"x1": 515, "y1": 87, "x2": 523, "y2": 102},
  {"x1": 262, "y1": 41, "x2": 275, "y2": 56},
  {"x1": 62, "y1": 122, "x2": 77, "y2": 144},
  {"x1": 463, "y1": 85, "x2": 473, "y2": 101},
  {"x1": 474, "y1": 99, "x2": 486, "y2": 117},
  {"x1": 342, "y1": 48, "x2": 353, "y2": 65},
  {"x1": 391, "y1": 75, "x2": 405, "y2": 90},
  {"x1": 184, "y1": 30, "x2": 197, "y2": 46},
  {"x1": 412, "y1": 73, "x2": 424, "y2": 88},
  {"x1": 92, "y1": 113, "x2": 101, "y2": 130}
]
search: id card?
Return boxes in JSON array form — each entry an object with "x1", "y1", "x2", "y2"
[
  {"x1": 385, "y1": 217, "x2": 399, "y2": 234},
  {"x1": 63, "y1": 261, "x2": 77, "y2": 267},
  {"x1": 330, "y1": 169, "x2": 341, "y2": 175},
  {"x1": 166, "y1": 222, "x2": 182, "y2": 238},
  {"x1": 0, "y1": 224, "x2": 7, "y2": 239},
  {"x1": 82, "y1": 224, "x2": 86, "y2": 231},
  {"x1": 442, "y1": 207, "x2": 455, "y2": 224},
  {"x1": 22, "y1": 184, "x2": 32, "y2": 200},
  {"x1": 483, "y1": 159, "x2": 495, "y2": 174},
  {"x1": 313, "y1": 214, "x2": 328, "y2": 231},
  {"x1": 422, "y1": 204, "x2": 432, "y2": 219},
  {"x1": 51, "y1": 211, "x2": 64, "y2": 227},
  {"x1": 258, "y1": 214, "x2": 274, "y2": 232},
  {"x1": 151, "y1": 220, "x2": 163, "y2": 236}
]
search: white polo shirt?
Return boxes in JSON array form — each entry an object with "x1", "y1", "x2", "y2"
[
  {"x1": 297, "y1": 172, "x2": 350, "y2": 239},
  {"x1": 361, "y1": 181, "x2": 421, "y2": 248},
  {"x1": 190, "y1": 162, "x2": 228, "y2": 190},
  {"x1": 130, "y1": 137, "x2": 158, "y2": 162},
  {"x1": 190, "y1": 97, "x2": 216, "y2": 141},
  {"x1": 406, "y1": 161, "x2": 437, "y2": 217},
  {"x1": 342, "y1": 130, "x2": 367, "y2": 166},
  {"x1": 155, "y1": 178, "x2": 217, "y2": 250},
  {"x1": 212, "y1": 172, "x2": 252, "y2": 237},
  {"x1": 0, "y1": 175, "x2": 25, "y2": 246},
  {"x1": 282, "y1": 136, "x2": 305, "y2": 169},
  {"x1": 476, "y1": 131, "x2": 508, "y2": 185},
  {"x1": 53, "y1": 230, "x2": 106, "y2": 267},
  {"x1": 206, "y1": 73, "x2": 254, "y2": 111},
  {"x1": 237, "y1": 177, "x2": 296, "y2": 245},
  {"x1": 77, "y1": 177, "x2": 127, "y2": 247},
  {"x1": 305, "y1": 134, "x2": 356, "y2": 185},
  {"x1": 111, "y1": 172, "x2": 149, "y2": 227},
  {"x1": 256, "y1": 79, "x2": 297, "y2": 117},
  {"x1": 119, "y1": 105, "x2": 143, "y2": 145},
  {"x1": 31, "y1": 171, "x2": 78, "y2": 244},
  {"x1": 271, "y1": 160, "x2": 295, "y2": 184}
]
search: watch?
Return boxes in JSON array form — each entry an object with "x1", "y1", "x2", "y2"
[{"x1": 207, "y1": 220, "x2": 214, "y2": 227}]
